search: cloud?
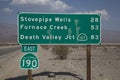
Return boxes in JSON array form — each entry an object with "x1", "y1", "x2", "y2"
[
  {"x1": 10, "y1": 0, "x2": 71, "y2": 12},
  {"x1": 2, "y1": 8, "x2": 13, "y2": 13},
  {"x1": 50, "y1": 0, "x2": 71, "y2": 11},
  {"x1": 11, "y1": 0, "x2": 50, "y2": 5},
  {"x1": 76, "y1": 9, "x2": 109, "y2": 20}
]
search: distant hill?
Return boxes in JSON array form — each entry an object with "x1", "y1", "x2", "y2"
[
  {"x1": 0, "y1": 23, "x2": 120, "y2": 43},
  {"x1": 0, "y1": 23, "x2": 17, "y2": 43},
  {"x1": 102, "y1": 29, "x2": 120, "y2": 43}
]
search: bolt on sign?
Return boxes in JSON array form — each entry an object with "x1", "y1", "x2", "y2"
[
  {"x1": 18, "y1": 13, "x2": 101, "y2": 45},
  {"x1": 21, "y1": 45, "x2": 38, "y2": 52},
  {"x1": 20, "y1": 53, "x2": 39, "y2": 69}
]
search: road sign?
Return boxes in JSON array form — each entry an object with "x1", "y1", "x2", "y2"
[
  {"x1": 22, "y1": 45, "x2": 38, "y2": 52},
  {"x1": 18, "y1": 13, "x2": 101, "y2": 45},
  {"x1": 20, "y1": 53, "x2": 39, "y2": 70}
]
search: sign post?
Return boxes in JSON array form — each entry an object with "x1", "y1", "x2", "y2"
[
  {"x1": 28, "y1": 70, "x2": 32, "y2": 80},
  {"x1": 20, "y1": 53, "x2": 39, "y2": 80},
  {"x1": 18, "y1": 13, "x2": 101, "y2": 80},
  {"x1": 86, "y1": 45, "x2": 91, "y2": 80}
]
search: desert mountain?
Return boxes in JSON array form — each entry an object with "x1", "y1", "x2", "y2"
[{"x1": 0, "y1": 23, "x2": 17, "y2": 43}]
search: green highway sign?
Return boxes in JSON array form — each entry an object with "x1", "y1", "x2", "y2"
[
  {"x1": 18, "y1": 13, "x2": 101, "y2": 45},
  {"x1": 20, "y1": 53, "x2": 39, "y2": 70},
  {"x1": 21, "y1": 45, "x2": 38, "y2": 52}
]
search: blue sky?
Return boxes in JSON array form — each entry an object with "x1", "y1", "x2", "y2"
[{"x1": 0, "y1": 0, "x2": 120, "y2": 31}]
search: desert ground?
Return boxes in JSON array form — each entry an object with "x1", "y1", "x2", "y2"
[{"x1": 0, "y1": 44, "x2": 120, "y2": 80}]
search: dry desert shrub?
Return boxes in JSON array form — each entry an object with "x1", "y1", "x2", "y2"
[
  {"x1": 51, "y1": 45, "x2": 69, "y2": 60},
  {"x1": 41, "y1": 45, "x2": 49, "y2": 50},
  {"x1": 103, "y1": 47, "x2": 107, "y2": 52}
]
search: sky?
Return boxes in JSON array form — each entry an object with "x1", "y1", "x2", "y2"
[{"x1": 0, "y1": 0, "x2": 120, "y2": 31}]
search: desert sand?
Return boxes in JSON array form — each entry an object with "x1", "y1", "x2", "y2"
[{"x1": 0, "y1": 45, "x2": 120, "y2": 80}]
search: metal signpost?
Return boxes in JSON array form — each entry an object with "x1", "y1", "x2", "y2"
[
  {"x1": 21, "y1": 45, "x2": 38, "y2": 80},
  {"x1": 87, "y1": 45, "x2": 91, "y2": 80},
  {"x1": 20, "y1": 53, "x2": 39, "y2": 80},
  {"x1": 18, "y1": 13, "x2": 101, "y2": 80}
]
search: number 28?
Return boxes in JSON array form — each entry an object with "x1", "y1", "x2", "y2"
[{"x1": 90, "y1": 17, "x2": 99, "y2": 22}]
